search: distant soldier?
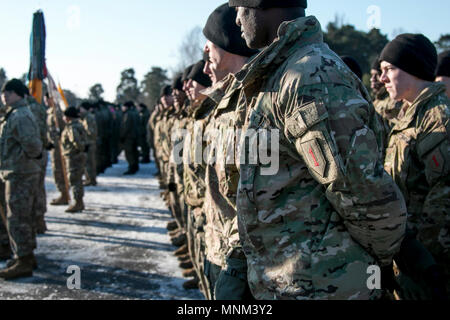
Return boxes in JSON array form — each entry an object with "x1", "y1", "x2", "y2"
[
  {"x1": 380, "y1": 34, "x2": 450, "y2": 299},
  {"x1": 0, "y1": 79, "x2": 43, "y2": 280},
  {"x1": 47, "y1": 93, "x2": 69, "y2": 206},
  {"x1": 228, "y1": 0, "x2": 407, "y2": 300},
  {"x1": 436, "y1": 50, "x2": 450, "y2": 99},
  {"x1": 61, "y1": 107, "x2": 88, "y2": 213},
  {"x1": 111, "y1": 104, "x2": 122, "y2": 164},
  {"x1": 79, "y1": 102, "x2": 98, "y2": 186},
  {"x1": 370, "y1": 58, "x2": 403, "y2": 134},
  {"x1": 120, "y1": 101, "x2": 140, "y2": 175},
  {"x1": 137, "y1": 103, "x2": 151, "y2": 163}
]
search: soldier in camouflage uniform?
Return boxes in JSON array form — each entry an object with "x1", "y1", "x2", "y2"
[
  {"x1": 370, "y1": 58, "x2": 403, "y2": 135},
  {"x1": 47, "y1": 94, "x2": 69, "y2": 206},
  {"x1": 380, "y1": 34, "x2": 449, "y2": 299},
  {"x1": 61, "y1": 107, "x2": 88, "y2": 213},
  {"x1": 111, "y1": 104, "x2": 122, "y2": 164},
  {"x1": 80, "y1": 102, "x2": 98, "y2": 186},
  {"x1": 0, "y1": 79, "x2": 43, "y2": 279},
  {"x1": 120, "y1": 101, "x2": 140, "y2": 175},
  {"x1": 226, "y1": 0, "x2": 408, "y2": 300},
  {"x1": 24, "y1": 93, "x2": 49, "y2": 235},
  {"x1": 200, "y1": 4, "x2": 258, "y2": 300}
]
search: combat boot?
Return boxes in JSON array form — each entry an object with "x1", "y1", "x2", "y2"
[
  {"x1": 50, "y1": 193, "x2": 69, "y2": 206},
  {"x1": 171, "y1": 233, "x2": 187, "y2": 247},
  {"x1": 6, "y1": 253, "x2": 38, "y2": 270},
  {"x1": 182, "y1": 268, "x2": 197, "y2": 278},
  {"x1": 141, "y1": 156, "x2": 151, "y2": 164},
  {"x1": 0, "y1": 245, "x2": 12, "y2": 261},
  {"x1": 177, "y1": 253, "x2": 191, "y2": 262},
  {"x1": 174, "y1": 244, "x2": 188, "y2": 256},
  {"x1": 182, "y1": 277, "x2": 199, "y2": 290},
  {"x1": 179, "y1": 260, "x2": 193, "y2": 269},
  {"x1": 167, "y1": 220, "x2": 178, "y2": 231},
  {"x1": 0, "y1": 254, "x2": 34, "y2": 280},
  {"x1": 65, "y1": 199, "x2": 85, "y2": 213}
]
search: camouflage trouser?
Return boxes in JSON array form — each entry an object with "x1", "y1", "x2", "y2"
[
  {"x1": 122, "y1": 140, "x2": 139, "y2": 171},
  {"x1": 169, "y1": 191, "x2": 186, "y2": 231},
  {"x1": 85, "y1": 142, "x2": 97, "y2": 183},
  {"x1": 66, "y1": 153, "x2": 87, "y2": 201},
  {"x1": 3, "y1": 173, "x2": 40, "y2": 258},
  {"x1": 204, "y1": 259, "x2": 222, "y2": 300},
  {"x1": 0, "y1": 180, "x2": 9, "y2": 247},
  {"x1": 187, "y1": 206, "x2": 209, "y2": 299},
  {"x1": 51, "y1": 143, "x2": 66, "y2": 194},
  {"x1": 34, "y1": 152, "x2": 48, "y2": 227}
]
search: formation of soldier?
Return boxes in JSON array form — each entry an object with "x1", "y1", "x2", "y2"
[
  {"x1": 151, "y1": 1, "x2": 449, "y2": 300},
  {"x1": 0, "y1": 0, "x2": 448, "y2": 300}
]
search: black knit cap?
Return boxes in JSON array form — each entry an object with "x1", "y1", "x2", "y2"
[
  {"x1": 436, "y1": 50, "x2": 450, "y2": 78},
  {"x1": 187, "y1": 60, "x2": 212, "y2": 88},
  {"x1": 380, "y1": 33, "x2": 437, "y2": 81},
  {"x1": 1, "y1": 79, "x2": 28, "y2": 97},
  {"x1": 203, "y1": 3, "x2": 258, "y2": 58},
  {"x1": 371, "y1": 57, "x2": 381, "y2": 73},
  {"x1": 172, "y1": 73, "x2": 183, "y2": 91},
  {"x1": 64, "y1": 106, "x2": 80, "y2": 118},
  {"x1": 182, "y1": 65, "x2": 195, "y2": 82},
  {"x1": 229, "y1": 0, "x2": 307, "y2": 8},
  {"x1": 79, "y1": 101, "x2": 91, "y2": 110},
  {"x1": 341, "y1": 56, "x2": 362, "y2": 80},
  {"x1": 160, "y1": 85, "x2": 172, "y2": 97}
]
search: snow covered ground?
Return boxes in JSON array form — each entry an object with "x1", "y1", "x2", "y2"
[{"x1": 0, "y1": 155, "x2": 203, "y2": 300}]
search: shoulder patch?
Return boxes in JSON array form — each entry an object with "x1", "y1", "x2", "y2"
[{"x1": 300, "y1": 138, "x2": 327, "y2": 177}]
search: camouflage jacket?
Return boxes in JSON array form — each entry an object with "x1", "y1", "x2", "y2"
[
  {"x1": 384, "y1": 82, "x2": 449, "y2": 264},
  {"x1": 47, "y1": 106, "x2": 65, "y2": 145},
  {"x1": 158, "y1": 106, "x2": 176, "y2": 163},
  {"x1": 0, "y1": 99, "x2": 43, "y2": 179},
  {"x1": 169, "y1": 108, "x2": 190, "y2": 190},
  {"x1": 373, "y1": 87, "x2": 403, "y2": 135},
  {"x1": 231, "y1": 16, "x2": 407, "y2": 299},
  {"x1": 26, "y1": 96, "x2": 48, "y2": 148},
  {"x1": 139, "y1": 107, "x2": 150, "y2": 138},
  {"x1": 81, "y1": 112, "x2": 98, "y2": 145},
  {"x1": 61, "y1": 119, "x2": 87, "y2": 157},
  {"x1": 183, "y1": 93, "x2": 222, "y2": 208}
]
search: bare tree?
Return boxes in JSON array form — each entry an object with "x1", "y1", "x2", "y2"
[{"x1": 175, "y1": 26, "x2": 205, "y2": 73}]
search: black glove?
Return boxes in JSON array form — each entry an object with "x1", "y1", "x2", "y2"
[
  {"x1": 381, "y1": 264, "x2": 401, "y2": 292},
  {"x1": 168, "y1": 182, "x2": 177, "y2": 192},
  {"x1": 84, "y1": 145, "x2": 90, "y2": 153},
  {"x1": 46, "y1": 143, "x2": 55, "y2": 151}
]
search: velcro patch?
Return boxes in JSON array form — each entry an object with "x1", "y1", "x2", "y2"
[
  {"x1": 429, "y1": 149, "x2": 444, "y2": 173},
  {"x1": 300, "y1": 139, "x2": 327, "y2": 178},
  {"x1": 285, "y1": 100, "x2": 328, "y2": 139}
]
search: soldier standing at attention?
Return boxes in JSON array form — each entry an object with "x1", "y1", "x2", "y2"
[
  {"x1": 120, "y1": 101, "x2": 140, "y2": 175},
  {"x1": 61, "y1": 107, "x2": 88, "y2": 213},
  {"x1": 228, "y1": 0, "x2": 408, "y2": 299},
  {"x1": 79, "y1": 102, "x2": 98, "y2": 186},
  {"x1": 47, "y1": 93, "x2": 69, "y2": 206},
  {"x1": 0, "y1": 79, "x2": 43, "y2": 280},
  {"x1": 380, "y1": 34, "x2": 449, "y2": 299},
  {"x1": 137, "y1": 103, "x2": 151, "y2": 164}
]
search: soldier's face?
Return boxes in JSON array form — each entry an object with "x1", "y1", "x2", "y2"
[
  {"x1": 380, "y1": 61, "x2": 418, "y2": 102},
  {"x1": 1, "y1": 91, "x2": 21, "y2": 105},
  {"x1": 203, "y1": 41, "x2": 231, "y2": 85},
  {"x1": 436, "y1": 76, "x2": 450, "y2": 99},
  {"x1": 161, "y1": 95, "x2": 173, "y2": 109},
  {"x1": 189, "y1": 80, "x2": 207, "y2": 102},
  {"x1": 184, "y1": 79, "x2": 194, "y2": 101},
  {"x1": 173, "y1": 89, "x2": 186, "y2": 108},
  {"x1": 236, "y1": 7, "x2": 269, "y2": 49},
  {"x1": 370, "y1": 69, "x2": 383, "y2": 91}
]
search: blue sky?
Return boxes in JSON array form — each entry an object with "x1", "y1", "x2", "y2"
[{"x1": 1, "y1": 0, "x2": 449, "y2": 101}]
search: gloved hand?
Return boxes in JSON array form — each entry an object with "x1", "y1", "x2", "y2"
[
  {"x1": 84, "y1": 145, "x2": 90, "y2": 153},
  {"x1": 214, "y1": 257, "x2": 248, "y2": 301},
  {"x1": 168, "y1": 182, "x2": 177, "y2": 192},
  {"x1": 381, "y1": 263, "x2": 401, "y2": 293},
  {"x1": 46, "y1": 143, "x2": 55, "y2": 151}
]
